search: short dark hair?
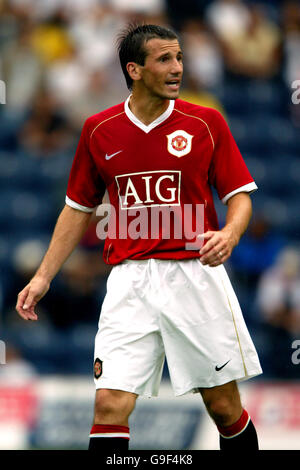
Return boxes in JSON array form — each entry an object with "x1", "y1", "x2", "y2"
[{"x1": 117, "y1": 24, "x2": 179, "y2": 90}]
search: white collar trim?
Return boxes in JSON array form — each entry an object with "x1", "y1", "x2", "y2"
[{"x1": 124, "y1": 95, "x2": 174, "y2": 134}]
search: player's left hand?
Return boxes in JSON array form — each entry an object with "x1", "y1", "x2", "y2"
[{"x1": 198, "y1": 228, "x2": 238, "y2": 267}]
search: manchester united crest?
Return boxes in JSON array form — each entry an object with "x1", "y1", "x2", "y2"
[
  {"x1": 166, "y1": 130, "x2": 193, "y2": 158},
  {"x1": 94, "y1": 358, "x2": 103, "y2": 379}
]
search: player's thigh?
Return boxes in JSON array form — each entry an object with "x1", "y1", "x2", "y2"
[
  {"x1": 161, "y1": 260, "x2": 262, "y2": 394},
  {"x1": 94, "y1": 261, "x2": 165, "y2": 397}
]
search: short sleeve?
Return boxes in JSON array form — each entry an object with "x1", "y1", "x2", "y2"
[
  {"x1": 208, "y1": 111, "x2": 257, "y2": 204},
  {"x1": 66, "y1": 120, "x2": 106, "y2": 212}
]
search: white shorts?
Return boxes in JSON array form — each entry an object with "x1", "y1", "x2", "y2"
[{"x1": 93, "y1": 258, "x2": 262, "y2": 397}]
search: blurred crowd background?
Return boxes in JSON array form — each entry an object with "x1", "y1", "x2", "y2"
[{"x1": 0, "y1": 0, "x2": 299, "y2": 385}]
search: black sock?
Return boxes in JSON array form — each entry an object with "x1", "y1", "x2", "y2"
[
  {"x1": 217, "y1": 409, "x2": 259, "y2": 450},
  {"x1": 219, "y1": 419, "x2": 259, "y2": 450},
  {"x1": 89, "y1": 437, "x2": 129, "y2": 451},
  {"x1": 88, "y1": 424, "x2": 130, "y2": 451}
]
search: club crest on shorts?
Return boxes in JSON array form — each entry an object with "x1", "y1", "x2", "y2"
[
  {"x1": 166, "y1": 130, "x2": 193, "y2": 157},
  {"x1": 94, "y1": 358, "x2": 103, "y2": 379}
]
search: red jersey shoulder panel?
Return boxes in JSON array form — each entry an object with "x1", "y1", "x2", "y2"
[{"x1": 174, "y1": 99, "x2": 227, "y2": 151}]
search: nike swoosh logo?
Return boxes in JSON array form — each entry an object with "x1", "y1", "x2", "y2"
[
  {"x1": 105, "y1": 150, "x2": 123, "y2": 160},
  {"x1": 215, "y1": 360, "x2": 231, "y2": 372}
]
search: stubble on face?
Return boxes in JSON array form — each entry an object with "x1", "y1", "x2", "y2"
[{"x1": 139, "y1": 39, "x2": 183, "y2": 101}]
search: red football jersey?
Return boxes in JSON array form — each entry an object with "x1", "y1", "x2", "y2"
[{"x1": 66, "y1": 98, "x2": 257, "y2": 265}]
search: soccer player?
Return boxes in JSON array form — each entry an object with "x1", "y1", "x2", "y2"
[{"x1": 16, "y1": 24, "x2": 262, "y2": 451}]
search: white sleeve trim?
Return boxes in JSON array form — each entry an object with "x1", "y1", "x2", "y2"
[
  {"x1": 65, "y1": 195, "x2": 95, "y2": 213},
  {"x1": 222, "y1": 182, "x2": 258, "y2": 204}
]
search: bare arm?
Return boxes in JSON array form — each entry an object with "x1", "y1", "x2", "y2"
[
  {"x1": 16, "y1": 204, "x2": 92, "y2": 321},
  {"x1": 199, "y1": 192, "x2": 252, "y2": 267}
]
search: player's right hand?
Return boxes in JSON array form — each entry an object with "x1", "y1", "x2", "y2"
[{"x1": 16, "y1": 276, "x2": 50, "y2": 321}]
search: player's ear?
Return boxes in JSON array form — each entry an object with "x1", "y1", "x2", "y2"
[{"x1": 127, "y1": 62, "x2": 142, "y2": 82}]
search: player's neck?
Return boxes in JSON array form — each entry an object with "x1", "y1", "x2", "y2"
[{"x1": 128, "y1": 92, "x2": 170, "y2": 126}]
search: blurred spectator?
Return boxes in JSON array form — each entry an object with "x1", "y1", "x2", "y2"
[
  {"x1": 31, "y1": 10, "x2": 73, "y2": 64},
  {"x1": 229, "y1": 215, "x2": 285, "y2": 292},
  {"x1": 0, "y1": 1, "x2": 20, "y2": 54},
  {"x1": 42, "y1": 205, "x2": 112, "y2": 329},
  {"x1": 255, "y1": 247, "x2": 300, "y2": 378},
  {"x1": 220, "y1": 4, "x2": 282, "y2": 80},
  {"x1": 205, "y1": 0, "x2": 250, "y2": 41},
  {"x1": 8, "y1": 0, "x2": 62, "y2": 21},
  {"x1": 110, "y1": 0, "x2": 165, "y2": 16},
  {"x1": 4, "y1": 233, "x2": 110, "y2": 330},
  {"x1": 63, "y1": 68, "x2": 127, "y2": 129},
  {"x1": 19, "y1": 89, "x2": 75, "y2": 156},
  {"x1": 60, "y1": 0, "x2": 101, "y2": 21},
  {"x1": 13, "y1": 239, "x2": 46, "y2": 278},
  {"x1": 181, "y1": 19, "x2": 224, "y2": 91},
  {"x1": 0, "y1": 343, "x2": 37, "y2": 382},
  {"x1": 0, "y1": 342, "x2": 38, "y2": 450},
  {"x1": 41, "y1": 243, "x2": 111, "y2": 329},
  {"x1": 3, "y1": 239, "x2": 50, "y2": 325},
  {"x1": 282, "y1": 1, "x2": 300, "y2": 126},
  {"x1": 46, "y1": 5, "x2": 129, "y2": 114},
  {"x1": 165, "y1": 0, "x2": 207, "y2": 32},
  {"x1": 1, "y1": 23, "x2": 43, "y2": 111},
  {"x1": 282, "y1": 0, "x2": 300, "y2": 86},
  {"x1": 68, "y1": 3, "x2": 122, "y2": 71},
  {"x1": 256, "y1": 247, "x2": 300, "y2": 335},
  {"x1": 45, "y1": 44, "x2": 90, "y2": 109},
  {"x1": 180, "y1": 73, "x2": 226, "y2": 117}
]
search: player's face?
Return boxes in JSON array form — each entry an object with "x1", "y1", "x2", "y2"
[{"x1": 137, "y1": 38, "x2": 183, "y2": 100}]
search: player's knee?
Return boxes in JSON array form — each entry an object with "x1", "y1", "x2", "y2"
[
  {"x1": 204, "y1": 396, "x2": 238, "y2": 426},
  {"x1": 94, "y1": 389, "x2": 137, "y2": 423},
  {"x1": 200, "y1": 381, "x2": 242, "y2": 426}
]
